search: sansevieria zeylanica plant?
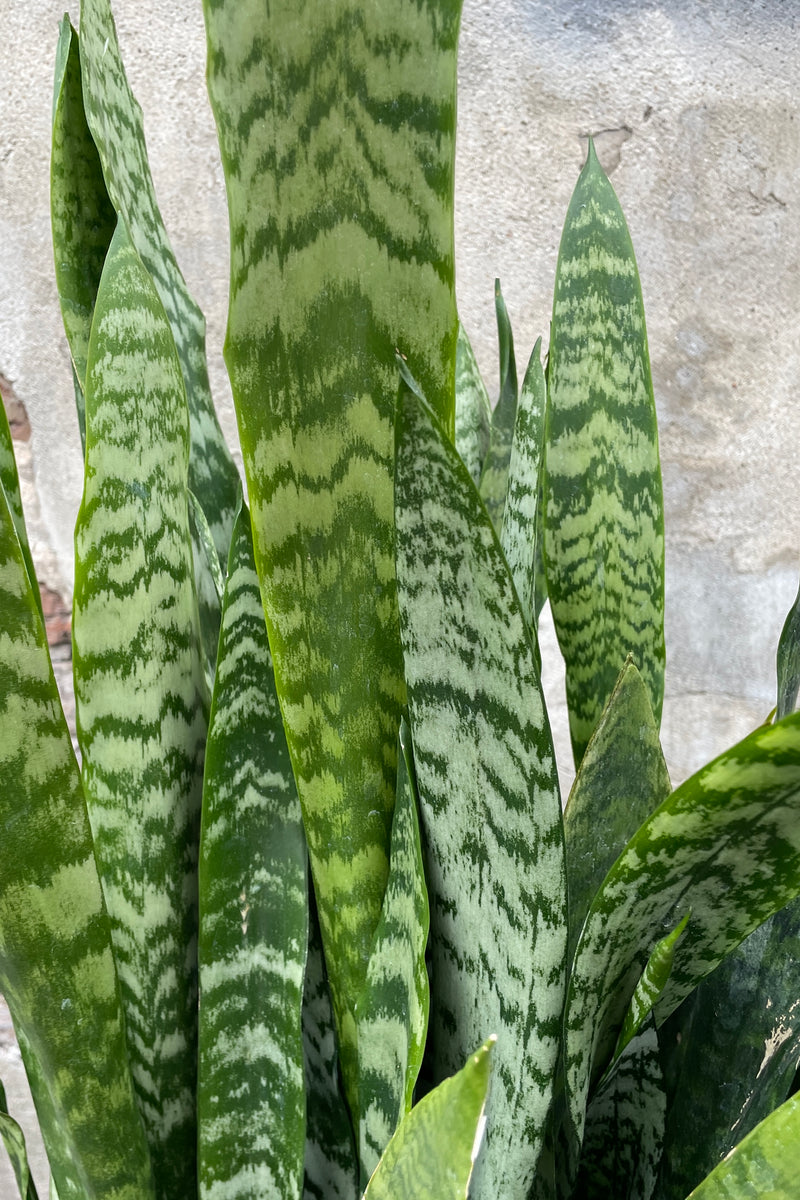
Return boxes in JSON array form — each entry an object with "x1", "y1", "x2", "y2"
[{"x1": 2, "y1": 1, "x2": 800, "y2": 1198}]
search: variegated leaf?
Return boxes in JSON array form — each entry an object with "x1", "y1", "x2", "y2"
[
  {"x1": 613, "y1": 912, "x2": 689, "y2": 1062},
  {"x1": 777, "y1": 574, "x2": 800, "y2": 719},
  {"x1": 576, "y1": 1021, "x2": 665, "y2": 1200},
  {"x1": 202, "y1": 0, "x2": 462, "y2": 1114},
  {"x1": 302, "y1": 886, "x2": 359, "y2": 1200},
  {"x1": 478, "y1": 280, "x2": 518, "y2": 532},
  {"x1": 0, "y1": 395, "x2": 40, "y2": 621},
  {"x1": 361, "y1": 1039, "x2": 493, "y2": 1200},
  {"x1": 188, "y1": 488, "x2": 224, "y2": 694},
  {"x1": 356, "y1": 718, "x2": 430, "y2": 1182},
  {"x1": 0, "y1": 467, "x2": 155, "y2": 1200},
  {"x1": 50, "y1": 16, "x2": 116, "y2": 449},
  {"x1": 563, "y1": 658, "x2": 671, "y2": 965},
  {"x1": 77, "y1": 0, "x2": 239, "y2": 562},
  {"x1": 394, "y1": 382, "x2": 566, "y2": 1199},
  {"x1": 684, "y1": 1091, "x2": 800, "y2": 1200},
  {"x1": 73, "y1": 218, "x2": 207, "y2": 1200},
  {"x1": 544, "y1": 139, "x2": 665, "y2": 766},
  {"x1": 500, "y1": 337, "x2": 546, "y2": 629},
  {"x1": 0, "y1": 1079, "x2": 38, "y2": 1200},
  {"x1": 656, "y1": 896, "x2": 800, "y2": 1199},
  {"x1": 454, "y1": 322, "x2": 492, "y2": 488},
  {"x1": 565, "y1": 712, "x2": 800, "y2": 1152},
  {"x1": 198, "y1": 500, "x2": 308, "y2": 1200}
]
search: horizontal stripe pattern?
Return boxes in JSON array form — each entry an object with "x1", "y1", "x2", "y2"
[
  {"x1": 73, "y1": 221, "x2": 206, "y2": 1200},
  {"x1": 203, "y1": 0, "x2": 462, "y2": 1112},
  {"x1": 0, "y1": 471, "x2": 155, "y2": 1200},
  {"x1": 394, "y1": 385, "x2": 566, "y2": 1199},
  {"x1": 544, "y1": 139, "x2": 664, "y2": 765},
  {"x1": 198, "y1": 501, "x2": 308, "y2": 1200}
]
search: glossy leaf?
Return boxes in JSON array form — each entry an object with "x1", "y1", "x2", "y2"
[
  {"x1": 202, "y1": 0, "x2": 462, "y2": 1114},
  {"x1": 77, "y1": 0, "x2": 239, "y2": 562},
  {"x1": 362, "y1": 1039, "x2": 493, "y2": 1200},
  {"x1": 0, "y1": 1080, "x2": 38, "y2": 1200},
  {"x1": 0, "y1": 463, "x2": 155, "y2": 1200},
  {"x1": 394, "y1": 382, "x2": 566, "y2": 1199},
  {"x1": 73, "y1": 219, "x2": 207, "y2": 1200},
  {"x1": 356, "y1": 718, "x2": 430, "y2": 1181},
  {"x1": 564, "y1": 658, "x2": 671, "y2": 965},
  {"x1": 576, "y1": 1022, "x2": 665, "y2": 1200},
  {"x1": 656, "y1": 897, "x2": 800, "y2": 1199},
  {"x1": 302, "y1": 886, "x2": 359, "y2": 1200},
  {"x1": 479, "y1": 280, "x2": 518, "y2": 531},
  {"x1": 544, "y1": 139, "x2": 665, "y2": 766},
  {"x1": 198, "y1": 500, "x2": 308, "y2": 1200},
  {"x1": 50, "y1": 16, "x2": 116, "y2": 449},
  {"x1": 685, "y1": 1091, "x2": 800, "y2": 1200},
  {"x1": 777, "y1": 574, "x2": 800, "y2": 719},
  {"x1": 454, "y1": 322, "x2": 492, "y2": 488},
  {"x1": 565, "y1": 712, "x2": 800, "y2": 1150},
  {"x1": 500, "y1": 337, "x2": 546, "y2": 629}
]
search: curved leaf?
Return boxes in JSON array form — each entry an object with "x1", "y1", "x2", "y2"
[
  {"x1": 77, "y1": 0, "x2": 239, "y2": 561},
  {"x1": 0, "y1": 398, "x2": 40, "y2": 622},
  {"x1": 685, "y1": 1091, "x2": 800, "y2": 1200},
  {"x1": 777, "y1": 574, "x2": 800, "y2": 720},
  {"x1": 478, "y1": 280, "x2": 518, "y2": 531},
  {"x1": 544, "y1": 139, "x2": 665, "y2": 766},
  {"x1": 202, "y1": 0, "x2": 462, "y2": 1116},
  {"x1": 613, "y1": 911, "x2": 689, "y2": 1062},
  {"x1": 0, "y1": 467, "x2": 155, "y2": 1200},
  {"x1": 0, "y1": 1079, "x2": 38, "y2": 1200},
  {"x1": 394, "y1": 382, "x2": 566, "y2": 1199},
  {"x1": 565, "y1": 713, "x2": 800, "y2": 1151},
  {"x1": 73, "y1": 219, "x2": 207, "y2": 1200},
  {"x1": 362, "y1": 1039, "x2": 493, "y2": 1200},
  {"x1": 198, "y1": 500, "x2": 308, "y2": 1200}
]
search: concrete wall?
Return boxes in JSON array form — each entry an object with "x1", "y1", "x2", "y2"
[{"x1": 1, "y1": 1, "x2": 799, "y2": 1192}]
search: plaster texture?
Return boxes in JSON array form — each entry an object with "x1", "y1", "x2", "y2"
[{"x1": 1, "y1": 0, "x2": 799, "y2": 1192}]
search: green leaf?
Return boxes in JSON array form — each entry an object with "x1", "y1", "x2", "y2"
[
  {"x1": 0, "y1": 1080, "x2": 38, "y2": 1200},
  {"x1": 565, "y1": 712, "x2": 800, "y2": 1154},
  {"x1": 684, "y1": 1092, "x2": 800, "y2": 1200},
  {"x1": 576, "y1": 1021, "x2": 665, "y2": 1200},
  {"x1": 777, "y1": 574, "x2": 800, "y2": 719},
  {"x1": 563, "y1": 658, "x2": 671, "y2": 965},
  {"x1": 613, "y1": 911, "x2": 690, "y2": 1062},
  {"x1": 500, "y1": 336, "x2": 547, "y2": 630},
  {"x1": 356, "y1": 718, "x2": 430, "y2": 1181},
  {"x1": 50, "y1": 16, "x2": 116, "y2": 449},
  {"x1": 544, "y1": 139, "x2": 665, "y2": 767},
  {"x1": 77, "y1": 0, "x2": 239, "y2": 563},
  {"x1": 73, "y1": 219, "x2": 207, "y2": 1200},
  {"x1": 202, "y1": 0, "x2": 462, "y2": 1116},
  {"x1": 198, "y1": 499, "x2": 308, "y2": 1200},
  {"x1": 478, "y1": 280, "x2": 518, "y2": 532},
  {"x1": 394, "y1": 382, "x2": 566, "y2": 1199},
  {"x1": 656, "y1": 897, "x2": 800, "y2": 1199},
  {"x1": 454, "y1": 322, "x2": 492, "y2": 488},
  {"x1": 0, "y1": 459, "x2": 155, "y2": 1200},
  {"x1": 302, "y1": 886, "x2": 359, "y2": 1200},
  {"x1": 362, "y1": 1039, "x2": 493, "y2": 1200},
  {"x1": 187, "y1": 488, "x2": 224, "y2": 693},
  {"x1": 0, "y1": 395, "x2": 41, "y2": 623}
]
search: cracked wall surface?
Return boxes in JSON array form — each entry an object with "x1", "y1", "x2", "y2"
[{"x1": 1, "y1": 0, "x2": 799, "y2": 1191}]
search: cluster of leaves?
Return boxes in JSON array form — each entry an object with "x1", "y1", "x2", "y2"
[{"x1": 2, "y1": 1, "x2": 800, "y2": 1199}]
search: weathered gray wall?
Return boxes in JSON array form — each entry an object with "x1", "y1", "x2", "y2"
[{"x1": 1, "y1": 1, "x2": 799, "y2": 1192}]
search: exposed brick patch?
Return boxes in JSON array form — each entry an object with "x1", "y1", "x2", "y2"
[{"x1": 0, "y1": 374, "x2": 31, "y2": 441}]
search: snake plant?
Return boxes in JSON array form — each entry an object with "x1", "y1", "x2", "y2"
[{"x1": 2, "y1": 1, "x2": 800, "y2": 1198}]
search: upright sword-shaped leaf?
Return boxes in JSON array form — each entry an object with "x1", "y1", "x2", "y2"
[
  {"x1": 203, "y1": 0, "x2": 462, "y2": 1111},
  {"x1": 198, "y1": 500, "x2": 308, "y2": 1200},
  {"x1": 73, "y1": 219, "x2": 207, "y2": 1200},
  {"x1": 454, "y1": 323, "x2": 492, "y2": 489},
  {"x1": 777, "y1": 573, "x2": 800, "y2": 719},
  {"x1": 0, "y1": 465, "x2": 155, "y2": 1200},
  {"x1": 394, "y1": 382, "x2": 566, "y2": 1199},
  {"x1": 76, "y1": 0, "x2": 239, "y2": 561},
  {"x1": 544, "y1": 139, "x2": 665, "y2": 766}
]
